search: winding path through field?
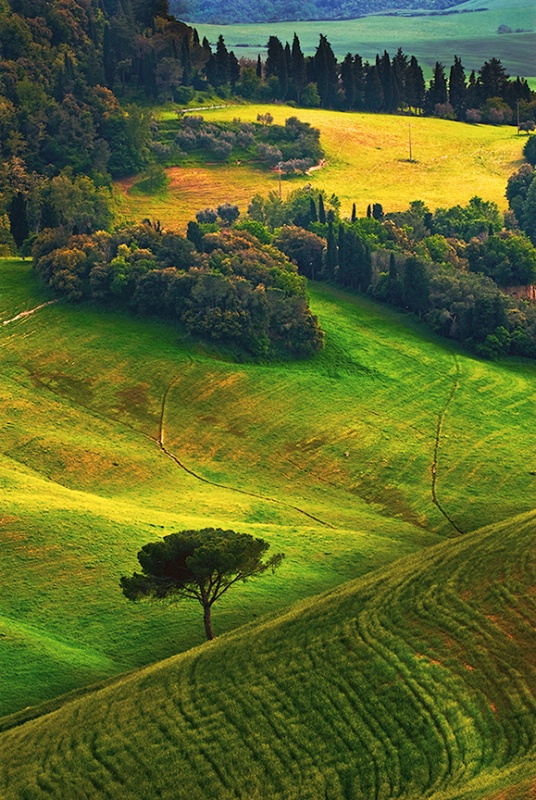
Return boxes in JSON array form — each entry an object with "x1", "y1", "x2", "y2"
[
  {"x1": 431, "y1": 355, "x2": 464, "y2": 535},
  {"x1": 1, "y1": 300, "x2": 58, "y2": 326},
  {"x1": 158, "y1": 368, "x2": 336, "y2": 529}
]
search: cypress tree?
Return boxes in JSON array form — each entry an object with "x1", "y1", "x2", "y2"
[
  {"x1": 403, "y1": 256, "x2": 430, "y2": 316},
  {"x1": 256, "y1": 54, "x2": 262, "y2": 78},
  {"x1": 318, "y1": 193, "x2": 326, "y2": 224},
  {"x1": 325, "y1": 218, "x2": 338, "y2": 279},
  {"x1": 291, "y1": 34, "x2": 305, "y2": 103},
  {"x1": 466, "y1": 70, "x2": 478, "y2": 110},
  {"x1": 229, "y1": 51, "x2": 240, "y2": 88},
  {"x1": 359, "y1": 241, "x2": 372, "y2": 292},
  {"x1": 449, "y1": 55, "x2": 466, "y2": 118},
  {"x1": 181, "y1": 36, "x2": 192, "y2": 86},
  {"x1": 392, "y1": 48, "x2": 408, "y2": 107},
  {"x1": 337, "y1": 224, "x2": 351, "y2": 286},
  {"x1": 388, "y1": 252, "x2": 398, "y2": 302},
  {"x1": 341, "y1": 53, "x2": 355, "y2": 110},
  {"x1": 266, "y1": 36, "x2": 286, "y2": 98},
  {"x1": 425, "y1": 62, "x2": 448, "y2": 113},
  {"x1": 478, "y1": 58, "x2": 509, "y2": 102},
  {"x1": 406, "y1": 56, "x2": 425, "y2": 111},
  {"x1": 214, "y1": 35, "x2": 230, "y2": 86},
  {"x1": 353, "y1": 54, "x2": 365, "y2": 110},
  {"x1": 9, "y1": 192, "x2": 29, "y2": 249},
  {"x1": 266, "y1": 36, "x2": 284, "y2": 79},
  {"x1": 314, "y1": 34, "x2": 338, "y2": 109},
  {"x1": 364, "y1": 65, "x2": 384, "y2": 112},
  {"x1": 309, "y1": 196, "x2": 317, "y2": 223},
  {"x1": 351, "y1": 203, "x2": 356, "y2": 223},
  {"x1": 377, "y1": 51, "x2": 397, "y2": 112}
]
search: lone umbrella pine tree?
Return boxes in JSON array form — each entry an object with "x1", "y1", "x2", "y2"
[{"x1": 120, "y1": 529, "x2": 284, "y2": 641}]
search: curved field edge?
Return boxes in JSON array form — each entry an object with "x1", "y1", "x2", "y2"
[
  {"x1": 115, "y1": 106, "x2": 526, "y2": 229},
  {"x1": 0, "y1": 510, "x2": 534, "y2": 800}
]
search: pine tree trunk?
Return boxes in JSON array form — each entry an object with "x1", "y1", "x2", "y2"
[{"x1": 203, "y1": 603, "x2": 214, "y2": 641}]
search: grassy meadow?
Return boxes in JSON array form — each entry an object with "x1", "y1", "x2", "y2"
[
  {"x1": 0, "y1": 510, "x2": 534, "y2": 799},
  {"x1": 116, "y1": 106, "x2": 526, "y2": 229},
  {"x1": 1, "y1": 256, "x2": 536, "y2": 718},
  {"x1": 193, "y1": 0, "x2": 536, "y2": 79}
]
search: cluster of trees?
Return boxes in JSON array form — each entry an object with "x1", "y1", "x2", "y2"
[
  {"x1": 221, "y1": 34, "x2": 534, "y2": 122},
  {"x1": 170, "y1": 0, "x2": 464, "y2": 25},
  {"x1": 0, "y1": 0, "x2": 170, "y2": 178},
  {"x1": 32, "y1": 218, "x2": 324, "y2": 358},
  {"x1": 0, "y1": 0, "x2": 194, "y2": 254},
  {"x1": 26, "y1": 163, "x2": 536, "y2": 363},
  {"x1": 504, "y1": 137, "x2": 536, "y2": 244},
  {"x1": 239, "y1": 184, "x2": 536, "y2": 360},
  {"x1": 163, "y1": 113, "x2": 323, "y2": 172}
]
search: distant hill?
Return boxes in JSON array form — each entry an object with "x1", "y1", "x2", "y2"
[
  {"x1": 171, "y1": 0, "x2": 467, "y2": 25},
  {"x1": 1, "y1": 510, "x2": 535, "y2": 799}
]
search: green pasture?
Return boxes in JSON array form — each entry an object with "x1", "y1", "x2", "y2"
[
  {"x1": 1, "y1": 508, "x2": 534, "y2": 799},
  {"x1": 193, "y1": 0, "x2": 536, "y2": 79},
  {"x1": 1, "y1": 257, "x2": 536, "y2": 717},
  {"x1": 116, "y1": 106, "x2": 526, "y2": 229}
]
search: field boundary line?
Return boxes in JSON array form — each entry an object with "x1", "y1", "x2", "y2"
[
  {"x1": 1, "y1": 300, "x2": 58, "y2": 326},
  {"x1": 431, "y1": 355, "x2": 464, "y2": 535},
  {"x1": 158, "y1": 368, "x2": 336, "y2": 529}
]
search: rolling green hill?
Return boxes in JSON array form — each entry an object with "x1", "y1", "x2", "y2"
[
  {"x1": 1, "y1": 256, "x2": 536, "y2": 718},
  {"x1": 173, "y1": 0, "x2": 467, "y2": 24},
  {"x1": 1, "y1": 509, "x2": 534, "y2": 799},
  {"x1": 193, "y1": 0, "x2": 536, "y2": 79}
]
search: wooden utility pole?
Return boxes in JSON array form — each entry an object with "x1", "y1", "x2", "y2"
[{"x1": 408, "y1": 123, "x2": 413, "y2": 161}]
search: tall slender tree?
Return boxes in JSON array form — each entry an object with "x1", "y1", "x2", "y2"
[
  {"x1": 406, "y1": 56, "x2": 425, "y2": 111},
  {"x1": 449, "y1": 55, "x2": 466, "y2": 118},
  {"x1": 426, "y1": 62, "x2": 448, "y2": 113},
  {"x1": 341, "y1": 53, "x2": 355, "y2": 110},
  {"x1": 314, "y1": 34, "x2": 338, "y2": 109},
  {"x1": 291, "y1": 34, "x2": 305, "y2": 103},
  {"x1": 364, "y1": 64, "x2": 384, "y2": 112}
]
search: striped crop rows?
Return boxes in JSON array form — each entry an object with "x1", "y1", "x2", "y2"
[{"x1": 0, "y1": 513, "x2": 535, "y2": 799}]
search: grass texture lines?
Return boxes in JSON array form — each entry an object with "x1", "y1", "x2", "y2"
[
  {"x1": 0, "y1": 512, "x2": 535, "y2": 799},
  {"x1": 1, "y1": 257, "x2": 536, "y2": 716}
]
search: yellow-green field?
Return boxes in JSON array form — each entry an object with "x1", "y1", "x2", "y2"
[
  {"x1": 1, "y1": 257, "x2": 536, "y2": 719},
  {"x1": 115, "y1": 106, "x2": 526, "y2": 230},
  {"x1": 1, "y1": 509, "x2": 534, "y2": 799}
]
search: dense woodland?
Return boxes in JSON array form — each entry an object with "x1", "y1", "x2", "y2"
[
  {"x1": 31, "y1": 154, "x2": 536, "y2": 360},
  {"x1": 169, "y1": 0, "x2": 466, "y2": 25},
  {"x1": 32, "y1": 219, "x2": 325, "y2": 357},
  {"x1": 0, "y1": 0, "x2": 533, "y2": 241},
  {"x1": 1, "y1": 0, "x2": 536, "y2": 361}
]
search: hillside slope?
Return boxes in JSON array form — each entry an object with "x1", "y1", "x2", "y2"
[
  {"x1": 172, "y1": 0, "x2": 466, "y2": 24},
  {"x1": 2, "y1": 256, "x2": 536, "y2": 716},
  {"x1": 192, "y1": 0, "x2": 535, "y2": 77},
  {"x1": 1, "y1": 510, "x2": 535, "y2": 799},
  {"x1": 118, "y1": 107, "x2": 525, "y2": 229}
]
